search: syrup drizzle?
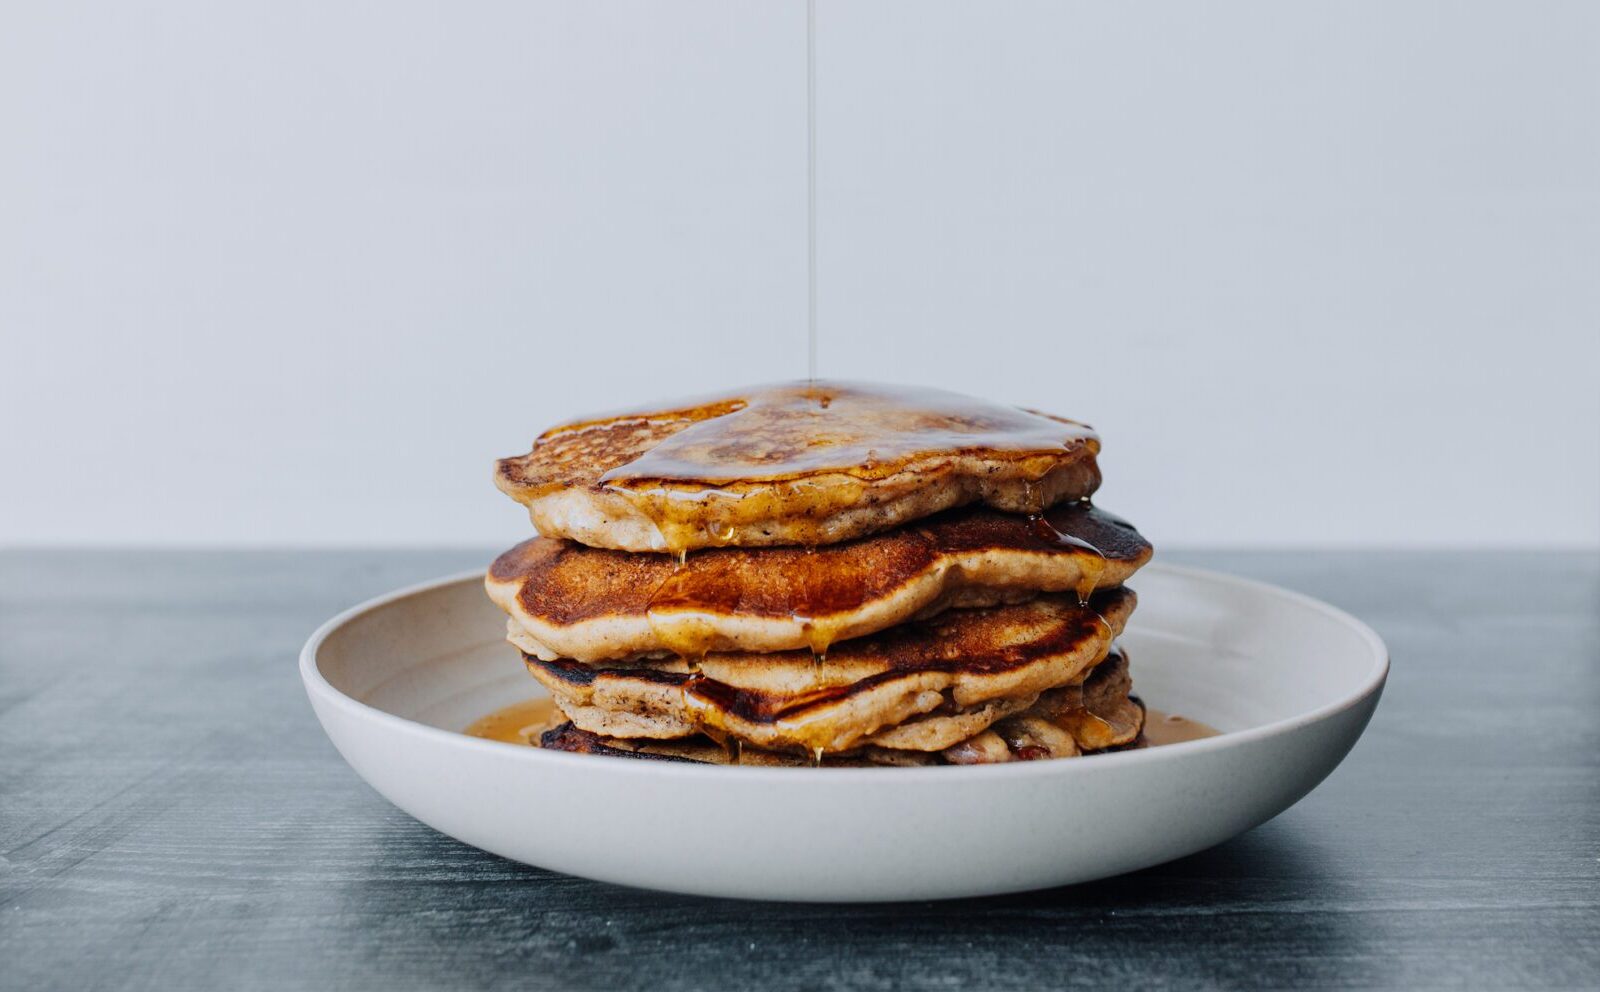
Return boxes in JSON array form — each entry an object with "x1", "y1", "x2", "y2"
[
  {"x1": 464, "y1": 697, "x2": 560, "y2": 744},
  {"x1": 805, "y1": 0, "x2": 818, "y2": 383},
  {"x1": 1068, "y1": 679, "x2": 1117, "y2": 740},
  {"x1": 599, "y1": 383, "x2": 1093, "y2": 486},
  {"x1": 594, "y1": 381, "x2": 1099, "y2": 554},
  {"x1": 1140, "y1": 709, "x2": 1221, "y2": 746},
  {"x1": 1026, "y1": 506, "x2": 1108, "y2": 605}
]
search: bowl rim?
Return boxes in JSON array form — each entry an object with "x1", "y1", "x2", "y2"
[{"x1": 300, "y1": 561, "x2": 1389, "y2": 784}]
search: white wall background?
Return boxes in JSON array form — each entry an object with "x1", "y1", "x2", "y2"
[{"x1": 2, "y1": 1, "x2": 1596, "y2": 549}]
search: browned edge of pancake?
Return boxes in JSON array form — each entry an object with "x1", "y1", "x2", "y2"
[
  {"x1": 529, "y1": 587, "x2": 1132, "y2": 727},
  {"x1": 538, "y1": 698, "x2": 1148, "y2": 767},
  {"x1": 496, "y1": 381, "x2": 1098, "y2": 495},
  {"x1": 522, "y1": 588, "x2": 1135, "y2": 756},
  {"x1": 490, "y1": 501, "x2": 1150, "y2": 626},
  {"x1": 494, "y1": 382, "x2": 1103, "y2": 552},
  {"x1": 485, "y1": 501, "x2": 1150, "y2": 661}
]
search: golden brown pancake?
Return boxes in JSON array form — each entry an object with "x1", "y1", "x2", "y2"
[
  {"x1": 494, "y1": 381, "x2": 1101, "y2": 552},
  {"x1": 537, "y1": 648, "x2": 1143, "y2": 766},
  {"x1": 522, "y1": 588, "x2": 1134, "y2": 756},
  {"x1": 486, "y1": 502, "x2": 1150, "y2": 662},
  {"x1": 944, "y1": 651, "x2": 1144, "y2": 762},
  {"x1": 536, "y1": 723, "x2": 942, "y2": 766}
]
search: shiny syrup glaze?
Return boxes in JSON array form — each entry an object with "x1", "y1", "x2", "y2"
[
  {"x1": 494, "y1": 384, "x2": 1125, "y2": 760},
  {"x1": 1052, "y1": 681, "x2": 1112, "y2": 739},
  {"x1": 1026, "y1": 510, "x2": 1107, "y2": 605},
  {"x1": 597, "y1": 381, "x2": 1097, "y2": 487},
  {"x1": 590, "y1": 381, "x2": 1099, "y2": 553}
]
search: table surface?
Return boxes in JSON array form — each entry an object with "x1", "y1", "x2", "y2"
[{"x1": 1, "y1": 548, "x2": 1596, "y2": 991}]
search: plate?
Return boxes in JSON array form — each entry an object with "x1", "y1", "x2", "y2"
[{"x1": 300, "y1": 563, "x2": 1386, "y2": 902}]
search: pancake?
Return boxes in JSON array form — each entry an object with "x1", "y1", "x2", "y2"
[
  {"x1": 945, "y1": 651, "x2": 1144, "y2": 762},
  {"x1": 494, "y1": 381, "x2": 1102, "y2": 553},
  {"x1": 537, "y1": 649, "x2": 1144, "y2": 766},
  {"x1": 522, "y1": 588, "x2": 1135, "y2": 756},
  {"x1": 537, "y1": 722, "x2": 942, "y2": 767},
  {"x1": 486, "y1": 501, "x2": 1151, "y2": 662}
]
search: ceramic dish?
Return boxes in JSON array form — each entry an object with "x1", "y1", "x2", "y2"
[{"x1": 301, "y1": 563, "x2": 1386, "y2": 902}]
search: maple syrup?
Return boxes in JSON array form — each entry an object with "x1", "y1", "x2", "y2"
[
  {"x1": 1027, "y1": 508, "x2": 1108, "y2": 605},
  {"x1": 586, "y1": 381, "x2": 1100, "y2": 553},
  {"x1": 600, "y1": 382, "x2": 1095, "y2": 488},
  {"x1": 464, "y1": 697, "x2": 560, "y2": 744},
  {"x1": 1140, "y1": 709, "x2": 1220, "y2": 746}
]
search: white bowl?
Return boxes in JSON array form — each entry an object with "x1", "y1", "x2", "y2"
[{"x1": 301, "y1": 563, "x2": 1386, "y2": 902}]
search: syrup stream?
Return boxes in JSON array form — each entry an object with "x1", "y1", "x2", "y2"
[{"x1": 806, "y1": 0, "x2": 818, "y2": 383}]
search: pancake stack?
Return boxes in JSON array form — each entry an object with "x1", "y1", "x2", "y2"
[{"x1": 486, "y1": 381, "x2": 1154, "y2": 766}]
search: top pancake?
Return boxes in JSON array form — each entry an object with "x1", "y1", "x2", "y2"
[
  {"x1": 494, "y1": 380, "x2": 1101, "y2": 552},
  {"x1": 487, "y1": 501, "x2": 1151, "y2": 662}
]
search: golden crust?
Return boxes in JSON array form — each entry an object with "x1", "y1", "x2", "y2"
[
  {"x1": 486, "y1": 502, "x2": 1151, "y2": 661},
  {"x1": 535, "y1": 649, "x2": 1144, "y2": 766},
  {"x1": 494, "y1": 381, "x2": 1101, "y2": 552},
  {"x1": 522, "y1": 588, "x2": 1134, "y2": 755}
]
